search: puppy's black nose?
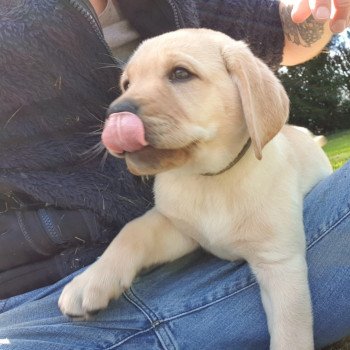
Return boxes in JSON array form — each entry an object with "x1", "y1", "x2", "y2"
[{"x1": 107, "y1": 100, "x2": 139, "y2": 116}]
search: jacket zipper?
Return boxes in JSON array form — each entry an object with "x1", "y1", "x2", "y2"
[
  {"x1": 164, "y1": 0, "x2": 184, "y2": 29},
  {"x1": 38, "y1": 209, "x2": 65, "y2": 245},
  {"x1": 67, "y1": 0, "x2": 116, "y2": 64}
]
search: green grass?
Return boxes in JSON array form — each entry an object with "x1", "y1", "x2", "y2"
[{"x1": 323, "y1": 129, "x2": 350, "y2": 170}]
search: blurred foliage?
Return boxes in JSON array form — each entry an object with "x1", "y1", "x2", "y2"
[{"x1": 278, "y1": 30, "x2": 350, "y2": 134}]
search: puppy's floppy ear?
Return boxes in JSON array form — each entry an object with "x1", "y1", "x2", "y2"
[{"x1": 222, "y1": 41, "x2": 289, "y2": 159}]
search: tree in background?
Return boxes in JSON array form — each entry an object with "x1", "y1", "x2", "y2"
[{"x1": 278, "y1": 30, "x2": 350, "y2": 134}]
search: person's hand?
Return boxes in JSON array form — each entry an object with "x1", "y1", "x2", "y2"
[{"x1": 291, "y1": 0, "x2": 350, "y2": 33}]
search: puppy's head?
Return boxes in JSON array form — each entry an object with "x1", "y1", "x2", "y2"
[{"x1": 102, "y1": 29, "x2": 289, "y2": 176}]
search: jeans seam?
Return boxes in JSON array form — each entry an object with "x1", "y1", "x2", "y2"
[
  {"x1": 103, "y1": 290, "x2": 176, "y2": 349},
  {"x1": 123, "y1": 289, "x2": 177, "y2": 350},
  {"x1": 160, "y1": 281, "x2": 256, "y2": 324},
  {"x1": 125, "y1": 281, "x2": 256, "y2": 330},
  {"x1": 126, "y1": 288, "x2": 160, "y2": 324},
  {"x1": 104, "y1": 325, "x2": 159, "y2": 350},
  {"x1": 306, "y1": 206, "x2": 350, "y2": 250}
]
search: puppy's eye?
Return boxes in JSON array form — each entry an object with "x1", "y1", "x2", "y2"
[
  {"x1": 169, "y1": 67, "x2": 193, "y2": 82},
  {"x1": 122, "y1": 80, "x2": 130, "y2": 91}
]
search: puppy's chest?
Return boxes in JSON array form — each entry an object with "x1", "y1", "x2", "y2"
[{"x1": 155, "y1": 177, "x2": 247, "y2": 260}]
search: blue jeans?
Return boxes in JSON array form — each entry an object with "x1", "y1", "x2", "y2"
[{"x1": 0, "y1": 162, "x2": 349, "y2": 350}]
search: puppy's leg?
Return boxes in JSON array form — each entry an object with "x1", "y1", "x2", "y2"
[
  {"x1": 251, "y1": 253, "x2": 313, "y2": 350},
  {"x1": 59, "y1": 208, "x2": 198, "y2": 319}
]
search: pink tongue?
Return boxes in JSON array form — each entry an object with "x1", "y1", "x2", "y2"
[{"x1": 102, "y1": 112, "x2": 148, "y2": 154}]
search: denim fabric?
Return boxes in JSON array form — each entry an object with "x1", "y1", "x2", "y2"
[{"x1": 0, "y1": 162, "x2": 349, "y2": 350}]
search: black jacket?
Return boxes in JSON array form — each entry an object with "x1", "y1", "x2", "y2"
[{"x1": 0, "y1": 0, "x2": 284, "y2": 297}]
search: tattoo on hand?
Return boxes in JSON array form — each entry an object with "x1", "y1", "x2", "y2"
[{"x1": 280, "y1": 5, "x2": 324, "y2": 47}]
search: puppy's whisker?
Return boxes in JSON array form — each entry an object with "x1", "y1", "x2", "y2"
[
  {"x1": 99, "y1": 150, "x2": 110, "y2": 171},
  {"x1": 108, "y1": 85, "x2": 120, "y2": 93},
  {"x1": 78, "y1": 142, "x2": 106, "y2": 164},
  {"x1": 85, "y1": 110, "x2": 106, "y2": 124},
  {"x1": 84, "y1": 129, "x2": 103, "y2": 136},
  {"x1": 97, "y1": 64, "x2": 120, "y2": 69},
  {"x1": 97, "y1": 57, "x2": 126, "y2": 70},
  {"x1": 82, "y1": 141, "x2": 105, "y2": 155},
  {"x1": 114, "y1": 58, "x2": 127, "y2": 70},
  {"x1": 76, "y1": 130, "x2": 103, "y2": 138},
  {"x1": 100, "y1": 53, "x2": 119, "y2": 61}
]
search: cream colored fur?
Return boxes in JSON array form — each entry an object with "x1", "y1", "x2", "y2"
[{"x1": 59, "y1": 29, "x2": 333, "y2": 350}]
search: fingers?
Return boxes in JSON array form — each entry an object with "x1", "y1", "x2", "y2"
[
  {"x1": 291, "y1": 0, "x2": 350, "y2": 33},
  {"x1": 330, "y1": 0, "x2": 350, "y2": 32}
]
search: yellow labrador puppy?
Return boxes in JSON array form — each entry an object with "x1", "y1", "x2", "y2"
[{"x1": 59, "y1": 29, "x2": 332, "y2": 349}]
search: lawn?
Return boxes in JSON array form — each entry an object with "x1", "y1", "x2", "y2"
[{"x1": 323, "y1": 129, "x2": 350, "y2": 170}]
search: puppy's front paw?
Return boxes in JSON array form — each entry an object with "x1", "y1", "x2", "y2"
[{"x1": 58, "y1": 265, "x2": 125, "y2": 320}]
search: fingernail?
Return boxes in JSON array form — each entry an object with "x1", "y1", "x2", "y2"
[
  {"x1": 331, "y1": 19, "x2": 346, "y2": 33},
  {"x1": 315, "y1": 6, "x2": 330, "y2": 20}
]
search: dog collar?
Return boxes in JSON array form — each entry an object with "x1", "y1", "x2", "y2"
[{"x1": 201, "y1": 138, "x2": 252, "y2": 177}]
